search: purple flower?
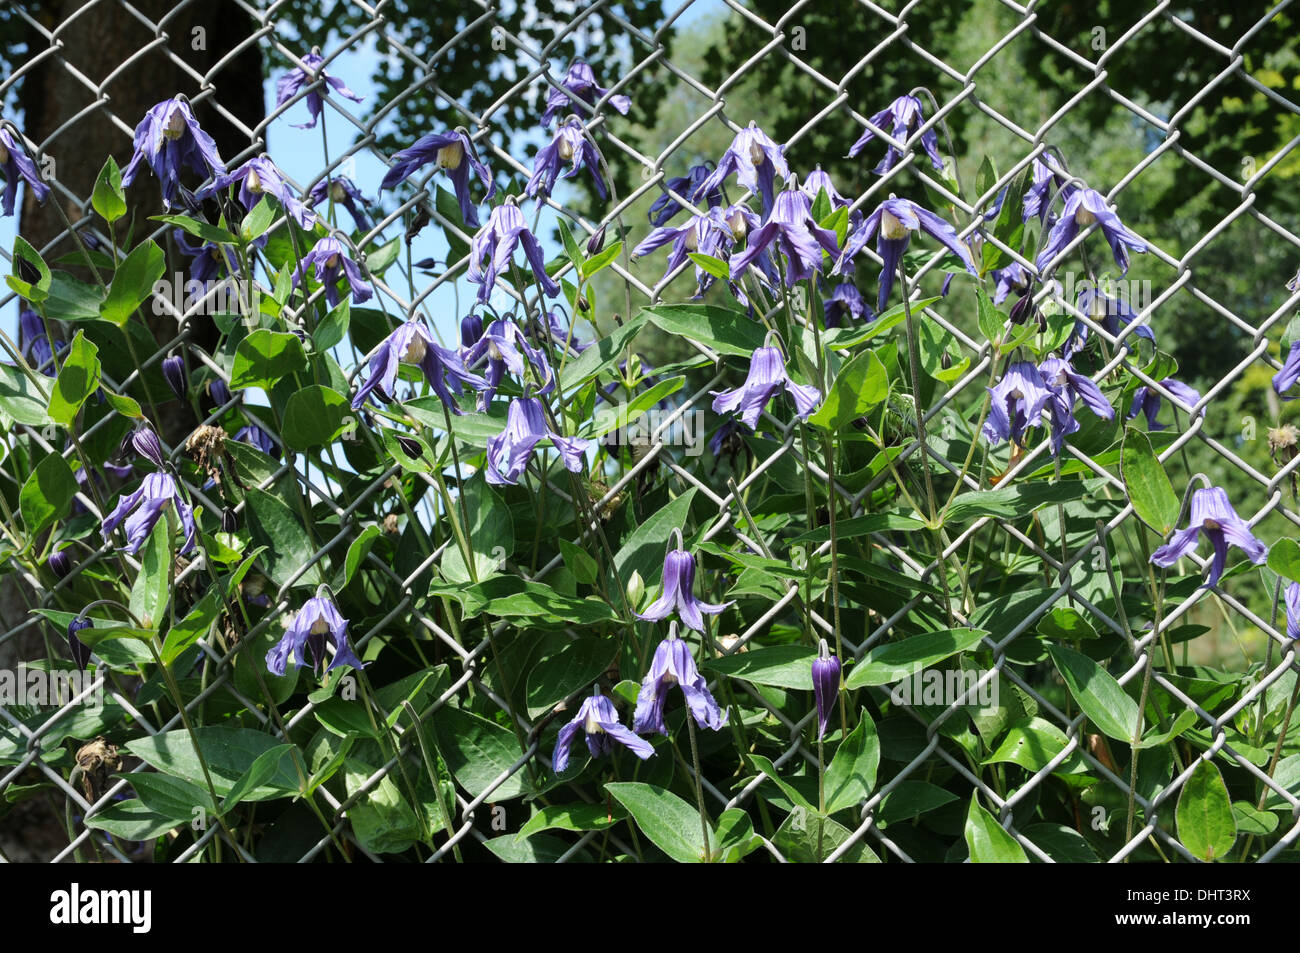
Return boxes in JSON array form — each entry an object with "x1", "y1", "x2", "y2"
[
  {"x1": 380, "y1": 129, "x2": 495, "y2": 229},
  {"x1": 485, "y1": 397, "x2": 589, "y2": 485},
  {"x1": 636, "y1": 544, "x2": 731, "y2": 633},
  {"x1": 1039, "y1": 356, "x2": 1115, "y2": 454},
  {"x1": 1288, "y1": 268, "x2": 1300, "y2": 294},
  {"x1": 101, "y1": 471, "x2": 196, "y2": 556},
  {"x1": 266, "y1": 592, "x2": 363, "y2": 677},
  {"x1": 351, "y1": 319, "x2": 485, "y2": 415},
  {"x1": 848, "y1": 94, "x2": 944, "y2": 175},
  {"x1": 823, "y1": 283, "x2": 871, "y2": 327},
  {"x1": 540, "y1": 60, "x2": 632, "y2": 126},
  {"x1": 633, "y1": 633, "x2": 727, "y2": 735},
  {"x1": 1150, "y1": 486, "x2": 1267, "y2": 588},
  {"x1": 464, "y1": 318, "x2": 555, "y2": 410},
  {"x1": 173, "y1": 228, "x2": 237, "y2": 285},
  {"x1": 0, "y1": 125, "x2": 50, "y2": 216},
  {"x1": 709, "y1": 418, "x2": 752, "y2": 457},
  {"x1": 811, "y1": 641, "x2": 840, "y2": 739},
  {"x1": 649, "y1": 162, "x2": 720, "y2": 226},
  {"x1": 307, "y1": 176, "x2": 372, "y2": 231},
  {"x1": 292, "y1": 236, "x2": 372, "y2": 307},
  {"x1": 203, "y1": 156, "x2": 316, "y2": 229},
  {"x1": 552, "y1": 688, "x2": 654, "y2": 773},
  {"x1": 468, "y1": 202, "x2": 559, "y2": 303},
  {"x1": 18, "y1": 308, "x2": 59, "y2": 376},
  {"x1": 991, "y1": 262, "x2": 1031, "y2": 305},
  {"x1": 127, "y1": 426, "x2": 166, "y2": 469},
  {"x1": 1022, "y1": 153, "x2": 1072, "y2": 224},
  {"x1": 121, "y1": 97, "x2": 226, "y2": 209},
  {"x1": 1064, "y1": 285, "x2": 1156, "y2": 359},
  {"x1": 161, "y1": 354, "x2": 187, "y2": 401},
  {"x1": 634, "y1": 205, "x2": 764, "y2": 299},
  {"x1": 48, "y1": 548, "x2": 75, "y2": 581},
  {"x1": 1273, "y1": 339, "x2": 1300, "y2": 401},
  {"x1": 1287, "y1": 581, "x2": 1300, "y2": 640},
  {"x1": 524, "y1": 117, "x2": 607, "y2": 201},
  {"x1": 274, "y1": 49, "x2": 363, "y2": 129},
  {"x1": 801, "y1": 166, "x2": 850, "y2": 209},
  {"x1": 711, "y1": 346, "x2": 820, "y2": 428},
  {"x1": 67, "y1": 617, "x2": 92, "y2": 670},
  {"x1": 461, "y1": 313, "x2": 484, "y2": 348},
  {"x1": 1127, "y1": 378, "x2": 1203, "y2": 431},
  {"x1": 835, "y1": 196, "x2": 976, "y2": 313},
  {"x1": 1035, "y1": 187, "x2": 1147, "y2": 275},
  {"x1": 694, "y1": 122, "x2": 789, "y2": 216},
  {"x1": 982, "y1": 361, "x2": 1056, "y2": 448},
  {"x1": 235, "y1": 424, "x2": 278, "y2": 457},
  {"x1": 728, "y1": 183, "x2": 841, "y2": 287}
]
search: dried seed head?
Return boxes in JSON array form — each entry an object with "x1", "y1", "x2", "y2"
[{"x1": 1269, "y1": 424, "x2": 1298, "y2": 455}]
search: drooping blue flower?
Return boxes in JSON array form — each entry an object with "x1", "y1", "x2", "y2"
[
  {"x1": 203, "y1": 156, "x2": 316, "y2": 229},
  {"x1": 649, "y1": 162, "x2": 720, "y2": 226},
  {"x1": 834, "y1": 196, "x2": 976, "y2": 313},
  {"x1": 709, "y1": 418, "x2": 752, "y2": 457},
  {"x1": 1022, "y1": 153, "x2": 1072, "y2": 224},
  {"x1": 800, "y1": 165, "x2": 850, "y2": 209},
  {"x1": 1287, "y1": 581, "x2": 1300, "y2": 640},
  {"x1": 1273, "y1": 339, "x2": 1300, "y2": 401},
  {"x1": 468, "y1": 202, "x2": 560, "y2": 303},
  {"x1": 0, "y1": 125, "x2": 50, "y2": 217},
  {"x1": 552, "y1": 688, "x2": 654, "y2": 773},
  {"x1": 634, "y1": 206, "x2": 744, "y2": 296},
  {"x1": 464, "y1": 318, "x2": 555, "y2": 410},
  {"x1": 121, "y1": 97, "x2": 226, "y2": 209},
  {"x1": 633, "y1": 632, "x2": 727, "y2": 735},
  {"x1": 1039, "y1": 355, "x2": 1115, "y2": 454},
  {"x1": 636, "y1": 544, "x2": 731, "y2": 633},
  {"x1": 18, "y1": 308, "x2": 60, "y2": 376},
  {"x1": 484, "y1": 396, "x2": 589, "y2": 485},
  {"x1": 525, "y1": 117, "x2": 607, "y2": 201},
  {"x1": 711, "y1": 346, "x2": 820, "y2": 428},
  {"x1": 991, "y1": 261, "x2": 1032, "y2": 305},
  {"x1": 274, "y1": 49, "x2": 363, "y2": 129},
  {"x1": 292, "y1": 236, "x2": 372, "y2": 307},
  {"x1": 982, "y1": 361, "x2": 1056, "y2": 448},
  {"x1": 172, "y1": 228, "x2": 237, "y2": 285},
  {"x1": 1126, "y1": 378, "x2": 1203, "y2": 431},
  {"x1": 540, "y1": 60, "x2": 632, "y2": 126},
  {"x1": 1035, "y1": 187, "x2": 1147, "y2": 275},
  {"x1": 307, "y1": 176, "x2": 373, "y2": 231},
  {"x1": 848, "y1": 94, "x2": 944, "y2": 175},
  {"x1": 48, "y1": 547, "x2": 75, "y2": 581},
  {"x1": 461, "y1": 313, "x2": 484, "y2": 348},
  {"x1": 811, "y1": 640, "x2": 840, "y2": 740},
  {"x1": 1150, "y1": 486, "x2": 1267, "y2": 588},
  {"x1": 351, "y1": 319, "x2": 485, "y2": 415},
  {"x1": 101, "y1": 471, "x2": 197, "y2": 556},
  {"x1": 823, "y1": 283, "x2": 871, "y2": 327},
  {"x1": 235, "y1": 424, "x2": 278, "y2": 457},
  {"x1": 728, "y1": 182, "x2": 841, "y2": 287},
  {"x1": 694, "y1": 122, "x2": 789, "y2": 216},
  {"x1": 380, "y1": 129, "x2": 495, "y2": 228},
  {"x1": 266, "y1": 592, "x2": 363, "y2": 677},
  {"x1": 1063, "y1": 285, "x2": 1156, "y2": 359}
]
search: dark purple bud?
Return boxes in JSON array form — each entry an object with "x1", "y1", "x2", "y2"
[
  {"x1": 1008, "y1": 294, "x2": 1036, "y2": 327},
  {"x1": 131, "y1": 427, "x2": 166, "y2": 468},
  {"x1": 208, "y1": 378, "x2": 233, "y2": 410},
  {"x1": 221, "y1": 507, "x2": 239, "y2": 533},
  {"x1": 811, "y1": 641, "x2": 840, "y2": 740},
  {"x1": 461, "y1": 313, "x2": 484, "y2": 348},
  {"x1": 413, "y1": 257, "x2": 438, "y2": 270},
  {"x1": 396, "y1": 435, "x2": 423, "y2": 459},
  {"x1": 162, "y1": 354, "x2": 187, "y2": 401},
  {"x1": 586, "y1": 224, "x2": 607, "y2": 256},
  {"x1": 48, "y1": 548, "x2": 74, "y2": 580},
  {"x1": 16, "y1": 257, "x2": 40, "y2": 285},
  {"x1": 67, "y1": 617, "x2": 92, "y2": 670}
]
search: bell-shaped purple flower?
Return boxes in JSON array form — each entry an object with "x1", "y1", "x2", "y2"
[
  {"x1": 552, "y1": 688, "x2": 654, "y2": 772},
  {"x1": 801, "y1": 166, "x2": 850, "y2": 209},
  {"x1": 485, "y1": 396, "x2": 589, "y2": 485},
  {"x1": 1150, "y1": 486, "x2": 1267, "y2": 588},
  {"x1": 1127, "y1": 378, "x2": 1203, "y2": 431},
  {"x1": 461, "y1": 313, "x2": 485, "y2": 348},
  {"x1": 634, "y1": 206, "x2": 735, "y2": 293},
  {"x1": 464, "y1": 318, "x2": 555, "y2": 410},
  {"x1": 1273, "y1": 340, "x2": 1300, "y2": 401},
  {"x1": 172, "y1": 228, "x2": 237, "y2": 285},
  {"x1": 274, "y1": 49, "x2": 363, "y2": 129},
  {"x1": 0, "y1": 125, "x2": 50, "y2": 216},
  {"x1": 266, "y1": 592, "x2": 363, "y2": 676},
  {"x1": 848, "y1": 94, "x2": 945, "y2": 175},
  {"x1": 525, "y1": 117, "x2": 607, "y2": 201},
  {"x1": 127, "y1": 425, "x2": 167, "y2": 469},
  {"x1": 633, "y1": 632, "x2": 727, "y2": 735},
  {"x1": 1063, "y1": 285, "x2": 1156, "y2": 359},
  {"x1": 468, "y1": 202, "x2": 560, "y2": 303},
  {"x1": 649, "y1": 161, "x2": 720, "y2": 226},
  {"x1": 1039, "y1": 355, "x2": 1115, "y2": 454},
  {"x1": 541, "y1": 60, "x2": 632, "y2": 126},
  {"x1": 203, "y1": 156, "x2": 316, "y2": 229},
  {"x1": 982, "y1": 361, "x2": 1056, "y2": 448},
  {"x1": 1287, "y1": 582, "x2": 1300, "y2": 640},
  {"x1": 694, "y1": 122, "x2": 789, "y2": 216},
  {"x1": 636, "y1": 544, "x2": 731, "y2": 633},
  {"x1": 48, "y1": 547, "x2": 75, "y2": 581},
  {"x1": 351, "y1": 319, "x2": 485, "y2": 415},
  {"x1": 381, "y1": 129, "x2": 495, "y2": 228},
  {"x1": 235, "y1": 424, "x2": 278, "y2": 457},
  {"x1": 121, "y1": 97, "x2": 226, "y2": 209},
  {"x1": 307, "y1": 176, "x2": 372, "y2": 231},
  {"x1": 101, "y1": 471, "x2": 197, "y2": 556},
  {"x1": 711, "y1": 345, "x2": 820, "y2": 428},
  {"x1": 292, "y1": 236, "x2": 372, "y2": 307},
  {"x1": 1035, "y1": 187, "x2": 1146, "y2": 275},
  {"x1": 823, "y1": 283, "x2": 871, "y2": 328},
  {"x1": 18, "y1": 308, "x2": 60, "y2": 376},
  {"x1": 1022, "y1": 153, "x2": 1072, "y2": 224},
  {"x1": 729, "y1": 183, "x2": 841, "y2": 287},
  {"x1": 811, "y1": 640, "x2": 840, "y2": 740}
]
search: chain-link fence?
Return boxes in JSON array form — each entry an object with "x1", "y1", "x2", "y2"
[{"x1": 1, "y1": 0, "x2": 1300, "y2": 864}]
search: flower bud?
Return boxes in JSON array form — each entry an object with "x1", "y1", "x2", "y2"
[
  {"x1": 130, "y1": 427, "x2": 166, "y2": 469},
  {"x1": 162, "y1": 354, "x2": 187, "y2": 401},
  {"x1": 626, "y1": 570, "x2": 645, "y2": 609},
  {"x1": 461, "y1": 313, "x2": 484, "y2": 348},
  {"x1": 67, "y1": 617, "x2": 93, "y2": 670},
  {"x1": 48, "y1": 548, "x2": 74, "y2": 580},
  {"x1": 811, "y1": 640, "x2": 841, "y2": 739},
  {"x1": 396, "y1": 435, "x2": 423, "y2": 459},
  {"x1": 586, "y1": 225, "x2": 607, "y2": 257},
  {"x1": 221, "y1": 507, "x2": 239, "y2": 533}
]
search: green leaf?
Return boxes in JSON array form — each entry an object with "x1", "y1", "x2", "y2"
[
  {"x1": 605, "y1": 782, "x2": 711, "y2": 863},
  {"x1": 365, "y1": 236, "x2": 402, "y2": 276},
  {"x1": 102, "y1": 389, "x2": 142, "y2": 419},
  {"x1": 583, "y1": 376, "x2": 685, "y2": 439},
  {"x1": 517, "y1": 803, "x2": 627, "y2": 841},
  {"x1": 558, "y1": 538, "x2": 599, "y2": 585},
  {"x1": 230, "y1": 329, "x2": 308, "y2": 390},
  {"x1": 1176, "y1": 759, "x2": 1237, "y2": 862},
  {"x1": 282, "y1": 385, "x2": 349, "y2": 450},
  {"x1": 222, "y1": 744, "x2": 297, "y2": 813},
  {"x1": 46, "y1": 273, "x2": 106, "y2": 323},
  {"x1": 344, "y1": 758, "x2": 422, "y2": 854},
  {"x1": 945, "y1": 482, "x2": 1080, "y2": 522},
  {"x1": 714, "y1": 808, "x2": 763, "y2": 862},
  {"x1": 314, "y1": 297, "x2": 351, "y2": 352},
  {"x1": 46, "y1": 331, "x2": 100, "y2": 427},
  {"x1": 556, "y1": 216, "x2": 584, "y2": 270},
  {"x1": 241, "y1": 197, "x2": 276, "y2": 243},
  {"x1": 808, "y1": 349, "x2": 888, "y2": 430},
  {"x1": 7, "y1": 236, "x2": 51, "y2": 302},
  {"x1": 243, "y1": 486, "x2": 322, "y2": 589},
  {"x1": 125, "y1": 727, "x2": 299, "y2": 800},
  {"x1": 1232, "y1": 801, "x2": 1278, "y2": 836},
  {"x1": 643, "y1": 303, "x2": 765, "y2": 357},
  {"x1": 878, "y1": 781, "x2": 958, "y2": 825},
  {"x1": 84, "y1": 800, "x2": 183, "y2": 840},
  {"x1": 129, "y1": 771, "x2": 216, "y2": 820},
  {"x1": 128, "y1": 519, "x2": 171, "y2": 629},
  {"x1": 773, "y1": 808, "x2": 879, "y2": 862},
  {"x1": 526, "y1": 636, "x2": 619, "y2": 718},
  {"x1": 612, "y1": 488, "x2": 697, "y2": 590},
  {"x1": 686, "y1": 251, "x2": 729, "y2": 280},
  {"x1": 101, "y1": 240, "x2": 165, "y2": 326},
  {"x1": 1036, "y1": 606, "x2": 1100, "y2": 642},
  {"x1": 92, "y1": 156, "x2": 127, "y2": 223},
  {"x1": 432, "y1": 706, "x2": 529, "y2": 801},
  {"x1": 984, "y1": 717, "x2": 1081, "y2": 773},
  {"x1": 439, "y1": 474, "x2": 514, "y2": 584},
  {"x1": 964, "y1": 793, "x2": 1029, "y2": 862},
  {"x1": 845, "y1": 628, "x2": 987, "y2": 688},
  {"x1": 558, "y1": 311, "x2": 648, "y2": 391},
  {"x1": 20, "y1": 453, "x2": 76, "y2": 537},
  {"x1": 1267, "y1": 538, "x2": 1300, "y2": 585},
  {"x1": 582, "y1": 240, "x2": 624, "y2": 280},
  {"x1": 0, "y1": 363, "x2": 52, "y2": 427},
  {"x1": 824, "y1": 708, "x2": 880, "y2": 813},
  {"x1": 1123, "y1": 427, "x2": 1180, "y2": 535},
  {"x1": 703, "y1": 644, "x2": 817, "y2": 690},
  {"x1": 917, "y1": 316, "x2": 970, "y2": 382},
  {"x1": 428, "y1": 576, "x2": 616, "y2": 625},
  {"x1": 151, "y1": 213, "x2": 238, "y2": 246},
  {"x1": 1046, "y1": 643, "x2": 1140, "y2": 743},
  {"x1": 161, "y1": 586, "x2": 221, "y2": 665},
  {"x1": 344, "y1": 525, "x2": 383, "y2": 588}
]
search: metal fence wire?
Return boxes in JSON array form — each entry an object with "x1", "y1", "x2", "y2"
[{"x1": 1, "y1": 0, "x2": 1300, "y2": 864}]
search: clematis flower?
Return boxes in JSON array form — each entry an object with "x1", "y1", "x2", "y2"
[
  {"x1": 823, "y1": 283, "x2": 871, "y2": 327},
  {"x1": 380, "y1": 128, "x2": 495, "y2": 228},
  {"x1": 524, "y1": 117, "x2": 607, "y2": 201},
  {"x1": 464, "y1": 318, "x2": 555, "y2": 410},
  {"x1": 1063, "y1": 285, "x2": 1156, "y2": 359},
  {"x1": 1150, "y1": 486, "x2": 1267, "y2": 588},
  {"x1": 203, "y1": 156, "x2": 316, "y2": 229},
  {"x1": 461, "y1": 313, "x2": 484, "y2": 348},
  {"x1": 1287, "y1": 581, "x2": 1300, "y2": 640},
  {"x1": 982, "y1": 361, "x2": 1056, "y2": 448},
  {"x1": 18, "y1": 308, "x2": 60, "y2": 376},
  {"x1": 121, "y1": 97, "x2": 226, "y2": 209},
  {"x1": 801, "y1": 166, "x2": 850, "y2": 209},
  {"x1": 307, "y1": 176, "x2": 372, "y2": 231},
  {"x1": 1035, "y1": 187, "x2": 1146, "y2": 275},
  {"x1": 1038, "y1": 355, "x2": 1115, "y2": 454},
  {"x1": 636, "y1": 540, "x2": 731, "y2": 632},
  {"x1": 274, "y1": 49, "x2": 363, "y2": 129},
  {"x1": 709, "y1": 417, "x2": 752, "y2": 457},
  {"x1": 0, "y1": 125, "x2": 50, "y2": 216},
  {"x1": 728, "y1": 182, "x2": 841, "y2": 287},
  {"x1": 48, "y1": 548, "x2": 75, "y2": 581},
  {"x1": 266, "y1": 591, "x2": 363, "y2": 677},
  {"x1": 292, "y1": 236, "x2": 372, "y2": 307},
  {"x1": 649, "y1": 162, "x2": 720, "y2": 226},
  {"x1": 351, "y1": 319, "x2": 485, "y2": 414},
  {"x1": 634, "y1": 206, "x2": 744, "y2": 296},
  {"x1": 848, "y1": 93, "x2": 945, "y2": 175},
  {"x1": 1127, "y1": 378, "x2": 1204, "y2": 431},
  {"x1": 126, "y1": 425, "x2": 167, "y2": 469},
  {"x1": 1273, "y1": 339, "x2": 1300, "y2": 401},
  {"x1": 711, "y1": 345, "x2": 820, "y2": 428},
  {"x1": 552, "y1": 688, "x2": 654, "y2": 772},
  {"x1": 694, "y1": 122, "x2": 789, "y2": 216},
  {"x1": 235, "y1": 424, "x2": 278, "y2": 457},
  {"x1": 468, "y1": 201, "x2": 560, "y2": 303},
  {"x1": 633, "y1": 630, "x2": 727, "y2": 735},
  {"x1": 811, "y1": 640, "x2": 840, "y2": 740},
  {"x1": 991, "y1": 262, "x2": 1032, "y2": 305},
  {"x1": 172, "y1": 228, "x2": 237, "y2": 285},
  {"x1": 101, "y1": 471, "x2": 197, "y2": 556},
  {"x1": 161, "y1": 354, "x2": 187, "y2": 401},
  {"x1": 66, "y1": 617, "x2": 92, "y2": 670},
  {"x1": 834, "y1": 196, "x2": 976, "y2": 313},
  {"x1": 541, "y1": 60, "x2": 632, "y2": 126},
  {"x1": 1022, "y1": 153, "x2": 1072, "y2": 224},
  {"x1": 1288, "y1": 268, "x2": 1300, "y2": 294},
  {"x1": 485, "y1": 396, "x2": 589, "y2": 485}
]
